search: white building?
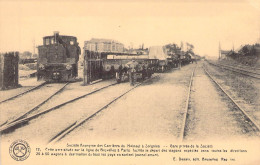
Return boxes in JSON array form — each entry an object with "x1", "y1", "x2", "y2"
[{"x1": 84, "y1": 38, "x2": 124, "y2": 53}]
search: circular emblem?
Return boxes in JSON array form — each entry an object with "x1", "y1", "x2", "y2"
[{"x1": 9, "y1": 139, "x2": 30, "y2": 161}]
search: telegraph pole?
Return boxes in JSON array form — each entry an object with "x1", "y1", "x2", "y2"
[
  {"x1": 219, "y1": 42, "x2": 221, "y2": 60},
  {"x1": 33, "y1": 39, "x2": 35, "y2": 55},
  {"x1": 258, "y1": 29, "x2": 260, "y2": 44}
]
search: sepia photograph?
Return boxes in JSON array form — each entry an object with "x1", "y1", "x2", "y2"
[{"x1": 0, "y1": 0, "x2": 260, "y2": 164}]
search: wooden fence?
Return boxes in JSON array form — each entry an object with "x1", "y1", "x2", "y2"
[{"x1": 0, "y1": 52, "x2": 19, "y2": 90}]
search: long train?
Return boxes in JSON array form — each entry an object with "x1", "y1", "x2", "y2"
[
  {"x1": 83, "y1": 46, "x2": 194, "y2": 85},
  {"x1": 37, "y1": 33, "x2": 194, "y2": 83}
]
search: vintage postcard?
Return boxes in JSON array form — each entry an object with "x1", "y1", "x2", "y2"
[{"x1": 0, "y1": 0, "x2": 260, "y2": 164}]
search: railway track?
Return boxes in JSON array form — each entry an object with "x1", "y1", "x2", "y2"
[
  {"x1": 220, "y1": 63, "x2": 260, "y2": 71},
  {"x1": 8, "y1": 83, "x2": 69, "y2": 124},
  {"x1": 0, "y1": 82, "x2": 47, "y2": 104},
  {"x1": 0, "y1": 82, "x2": 70, "y2": 127},
  {"x1": 48, "y1": 75, "x2": 160, "y2": 144},
  {"x1": 203, "y1": 66, "x2": 260, "y2": 133},
  {"x1": 180, "y1": 64, "x2": 259, "y2": 141},
  {"x1": 0, "y1": 79, "x2": 106, "y2": 127},
  {"x1": 179, "y1": 66, "x2": 197, "y2": 141},
  {"x1": 0, "y1": 82, "x2": 118, "y2": 133},
  {"x1": 207, "y1": 61, "x2": 260, "y2": 79}
]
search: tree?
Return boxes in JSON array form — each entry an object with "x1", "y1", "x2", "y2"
[{"x1": 186, "y1": 42, "x2": 194, "y2": 51}]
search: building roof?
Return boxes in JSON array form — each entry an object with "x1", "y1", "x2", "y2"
[
  {"x1": 43, "y1": 35, "x2": 76, "y2": 39},
  {"x1": 87, "y1": 38, "x2": 122, "y2": 44}
]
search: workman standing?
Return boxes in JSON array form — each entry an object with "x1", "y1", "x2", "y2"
[{"x1": 126, "y1": 60, "x2": 139, "y2": 86}]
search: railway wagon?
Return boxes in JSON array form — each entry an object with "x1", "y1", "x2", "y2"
[
  {"x1": 37, "y1": 32, "x2": 81, "y2": 82},
  {"x1": 83, "y1": 51, "x2": 158, "y2": 85},
  {"x1": 104, "y1": 54, "x2": 158, "y2": 83},
  {"x1": 148, "y1": 46, "x2": 169, "y2": 72},
  {"x1": 180, "y1": 53, "x2": 192, "y2": 65},
  {"x1": 167, "y1": 54, "x2": 180, "y2": 68}
]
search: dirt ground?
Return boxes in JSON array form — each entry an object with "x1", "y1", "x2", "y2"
[{"x1": 60, "y1": 64, "x2": 196, "y2": 143}]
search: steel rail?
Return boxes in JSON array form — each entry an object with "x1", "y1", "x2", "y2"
[
  {"x1": 0, "y1": 82, "x2": 47, "y2": 104},
  {"x1": 48, "y1": 75, "x2": 160, "y2": 144},
  {"x1": 203, "y1": 66, "x2": 260, "y2": 132},
  {"x1": 229, "y1": 64, "x2": 260, "y2": 71},
  {"x1": 217, "y1": 63, "x2": 260, "y2": 75},
  {"x1": 217, "y1": 62, "x2": 260, "y2": 71},
  {"x1": 179, "y1": 65, "x2": 197, "y2": 142},
  {"x1": 206, "y1": 60, "x2": 260, "y2": 71},
  {"x1": 0, "y1": 77, "x2": 98, "y2": 105},
  {"x1": 4, "y1": 82, "x2": 70, "y2": 126},
  {"x1": 207, "y1": 61, "x2": 260, "y2": 79},
  {"x1": 0, "y1": 82, "x2": 118, "y2": 133}
]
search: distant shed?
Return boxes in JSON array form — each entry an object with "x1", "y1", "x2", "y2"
[{"x1": 219, "y1": 50, "x2": 232, "y2": 59}]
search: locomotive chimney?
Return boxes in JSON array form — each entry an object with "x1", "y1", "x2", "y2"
[
  {"x1": 54, "y1": 31, "x2": 59, "y2": 35},
  {"x1": 54, "y1": 31, "x2": 59, "y2": 43}
]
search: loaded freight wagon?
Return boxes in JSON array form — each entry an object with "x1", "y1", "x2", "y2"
[
  {"x1": 180, "y1": 52, "x2": 192, "y2": 65},
  {"x1": 148, "y1": 45, "x2": 194, "y2": 71},
  {"x1": 165, "y1": 44, "x2": 182, "y2": 68},
  {"x1": 105, "y1": 54, "x2": 158, "y2": 84},
  {"x1": 148, "y1": 46, "x2": 169, "y2": 72},
  {"x1": 83, "y1": 50, "x2": 158, "y2": 85}
]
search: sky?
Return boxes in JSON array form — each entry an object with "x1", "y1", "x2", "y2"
[{"x1": 0, "y1": 0, "x2": 260, "y2": 57}]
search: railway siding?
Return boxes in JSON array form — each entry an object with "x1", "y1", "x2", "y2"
[
  {"x1": 0, "y1": 81, "x2": 136, "y2": 143},
  {"x1": 0, "y1": 80, "x2": 117, "y2": 134},
  {"x1": 0, "y1": 83, "x2": 66, "y2": 126}
]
